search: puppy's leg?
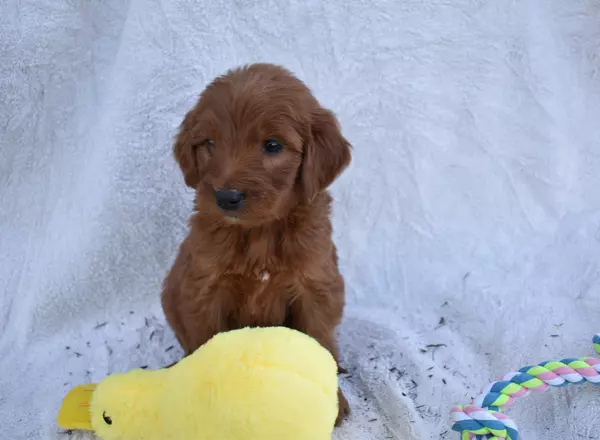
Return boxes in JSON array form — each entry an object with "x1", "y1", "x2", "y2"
[
  {"x1": 162, "y1": 311, "x2": 225, "y2": 368},
  {"x1": 310, "y1": 329, "x2": 350, "y2": 426},
  {"x1": 161, "y1": 267, "x2": 228, "y2": 358},
  {"x1": 287, "y1": 288, "x2": 349, "y2": 426},
  {"x1": 161, "y1": 273, "x2": 190, "y2": 353},
  {"x1": 163, "y1": 293, "x2": 228, "y2": 357},
  {"x1": 161, "y1": 305, "x2": 225, "y2": 369}
]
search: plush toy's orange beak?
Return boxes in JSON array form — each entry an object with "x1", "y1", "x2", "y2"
[{"x1": 57, "y1": 384, "x2": 96, "y2": 431}]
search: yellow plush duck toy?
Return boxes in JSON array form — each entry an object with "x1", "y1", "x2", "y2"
[{"x1": 57, "y1": 327, "x2": 339, "y2": 440}]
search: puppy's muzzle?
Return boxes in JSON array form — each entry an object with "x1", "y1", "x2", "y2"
[{"x1": 215, "y1": 189, "x2": 244, "y2": 212}]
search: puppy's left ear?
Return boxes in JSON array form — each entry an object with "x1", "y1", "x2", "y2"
[{"x1": 302, "y1": 108, "x2": 351, "y2": 201}]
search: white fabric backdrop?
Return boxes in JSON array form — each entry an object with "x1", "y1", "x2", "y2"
[{"x1": 1, "y1": 1, "x2": 599, "y2": 439}]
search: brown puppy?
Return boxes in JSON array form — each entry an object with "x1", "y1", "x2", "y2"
[{"x1": 161, "y1": 63, "x2": 351, "y2": 425}]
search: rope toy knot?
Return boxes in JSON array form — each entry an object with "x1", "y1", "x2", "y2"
[{"x1": 451, "y1": 334, "x2": 600, "y2": 440}]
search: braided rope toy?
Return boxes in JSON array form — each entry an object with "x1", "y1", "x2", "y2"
[{"x1": 451, "y1": 334, "x2": 600, "y2": 440}]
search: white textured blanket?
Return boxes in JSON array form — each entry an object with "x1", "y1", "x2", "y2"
[{"x1": 1, "y1": 1, "x2": 599, "y2": 439}]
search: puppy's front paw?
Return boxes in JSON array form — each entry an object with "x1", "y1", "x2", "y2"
[{"x1": 335, "y1": 388, "x2": 350, "y2": 427}]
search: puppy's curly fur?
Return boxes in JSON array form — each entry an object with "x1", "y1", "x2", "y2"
[{"x1": 161, "y1": 63, "x2": 351, "y2": 425}]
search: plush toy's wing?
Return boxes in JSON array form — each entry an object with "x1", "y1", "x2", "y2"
[{"x1": 57, "y1": 384, "x2": 96, "y2": 431}]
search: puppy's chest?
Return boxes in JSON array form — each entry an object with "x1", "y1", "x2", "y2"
[
  {"x1": 219, "y1": 269, "x2": 295, "y2": 328},
  {"x1": 198, "y1": 230, "x2": 328, "y2": 326}
]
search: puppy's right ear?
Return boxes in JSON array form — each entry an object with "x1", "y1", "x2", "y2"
[
  {"x1": 173, "y1": 113, "x2": 202, "y2": 188},
  {"x1": 301, "y1": 108, "x2": 351, "y2": 201}
]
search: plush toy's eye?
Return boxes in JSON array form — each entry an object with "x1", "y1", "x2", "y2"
[{"x1": 102, "y1": 411, "x2": 112, "y2": 425}]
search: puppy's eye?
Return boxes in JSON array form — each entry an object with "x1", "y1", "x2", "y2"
[
  {"x1": 199, "y1": 139, "x2": 214, "y2": 153},
  {"x1": 102, "y1": 411, "x2": 112, "y2": 425},
  {"x1": 263, "y1": 140, "x2": 283, "y2": 155}
]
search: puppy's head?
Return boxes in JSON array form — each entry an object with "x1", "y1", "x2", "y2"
[{"x1": 173, "y1": 63, "x2": 351, "y2": 226}]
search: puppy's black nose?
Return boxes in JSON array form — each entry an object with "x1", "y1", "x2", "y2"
[{"x1": 215, "y1": 189, "x2": 244, "y2": 212}]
